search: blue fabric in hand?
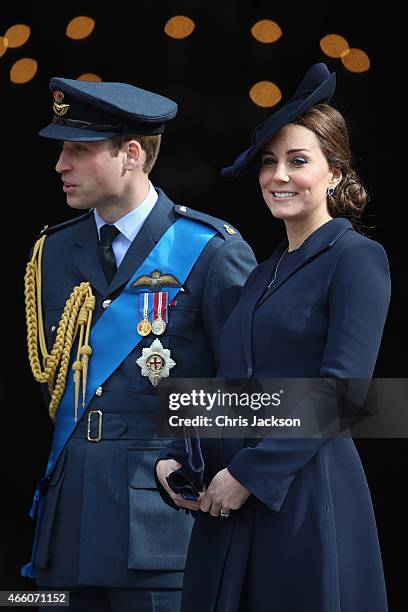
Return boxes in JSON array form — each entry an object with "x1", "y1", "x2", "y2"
[{"x1": 166, "y1": 426, "x2": 204, "y2": 500}]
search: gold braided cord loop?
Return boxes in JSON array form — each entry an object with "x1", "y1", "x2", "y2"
[{"x1": 24, "y1": 235, "x2": 96, "y2": 422}]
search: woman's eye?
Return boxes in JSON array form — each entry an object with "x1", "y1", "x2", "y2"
[
  {"x1": 261, "y1": 157, "x2": 276, "y2": 166},
  {"x1": 291, "y1": 157, "x2": 307, "y2": 165}
]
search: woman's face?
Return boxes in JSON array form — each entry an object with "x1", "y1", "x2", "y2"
[{"x1": 258, "y1": 123, "x2": 340, "y2": 221}]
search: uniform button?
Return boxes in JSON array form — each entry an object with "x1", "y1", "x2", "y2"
[
  {"x1": 102, "y1": 299, "x2": 112, "y2": 309},
  {"x1": 179, "y1": 205, "x2": 187, "y2": 212},
  {"x1": 51, "y1": 325, "x2": 56, "y2": 332},
  {"x1": 95, "y1": 386, "x2": 103, "y2": 396}
]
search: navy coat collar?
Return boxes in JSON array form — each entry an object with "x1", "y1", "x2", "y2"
[
  {"x1": 72, "y1": 189, "x2": 177, "y2": 297},
  {"x1": 240, "y1": 217, "x2": 353, "y2": 376},
  {"x1": 258, "y1": 217, "x2": 352, "y2": 301}
]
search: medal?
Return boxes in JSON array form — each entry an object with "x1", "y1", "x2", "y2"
[
  {"x1": 137, "y1": 318, "x2": 152, "y2": 336},
  {"x1": 136, "y1": 338, "x2": 176, "y2": 387},
  {"x1": 152, "y1": 315, "x2": 166, "y2": 335},
  {"x1": 152, "y1": 292, "x2": 167, "y2": 335},
  {"x1": 137, "y1": 293, "x2": 153, "y2": 336}
]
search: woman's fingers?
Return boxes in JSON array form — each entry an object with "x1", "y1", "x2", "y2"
[{"x1": 209, "y1": 501, "x2": 222, "y2": 517}]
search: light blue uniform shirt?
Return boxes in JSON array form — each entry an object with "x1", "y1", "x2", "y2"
[{"x1": 94, "y1": 181, "x2": 158, "y2": 267}]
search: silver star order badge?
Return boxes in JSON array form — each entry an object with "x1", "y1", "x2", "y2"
[{"x1": 136, "y1": 338, "x2": 176, "y2": 387}]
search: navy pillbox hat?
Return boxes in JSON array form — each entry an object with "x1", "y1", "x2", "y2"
[
  {"x1": 221, "y1": 63, "x2": 336, "y2": 178},
  {"x1": 39, "y1": 77, "x2": 178, "y2": 141}
]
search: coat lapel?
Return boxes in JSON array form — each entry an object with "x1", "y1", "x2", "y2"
[
  {"x1": 240, "y1": 244, "x2": 286, "y2": 375},
  {"x1": 255, "y1": 246, "x2": 308, "y2": 309},
  {"x1": 257, "y1": 218, "x2": 353, "y2": 309},
  {"x1": 240, "y1": 218, "x2": 353, "y2": 374},
  {"x1": 72, "y1": 216, "x2": 109, "y2": 296}
]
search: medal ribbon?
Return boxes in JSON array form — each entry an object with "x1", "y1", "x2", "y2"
[
  {"x1": 138, "y1": 292, "x2": 153, "y2": 328},
  {"x1": 157, "y1": 291, "x2": 163, "y2": 321},
  {"x1": 153, "y1": 291, "x2": 167, "y2": 323},
  {"x1": 162, "y1": 292, "x2": 168, "y2": 322}
]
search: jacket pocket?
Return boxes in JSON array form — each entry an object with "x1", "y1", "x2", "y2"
[
  {"x1": 127, "y1": 448, "x2": 193, "y2": 570},
  {"x1": 166, "y1": 307, "x2": 196, "y2": 342}
]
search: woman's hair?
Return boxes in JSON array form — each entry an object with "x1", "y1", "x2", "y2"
[{"x1": 292, "y1": 103, "x2": 367, "y2": 227}]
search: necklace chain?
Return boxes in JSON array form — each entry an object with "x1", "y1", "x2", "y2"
[{"x1": 267, "y1": 247, "x2": 288, "y2": 289}]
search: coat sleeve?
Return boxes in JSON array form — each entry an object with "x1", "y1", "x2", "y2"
[
  {"x1": 227, "y1": 239, "x2": 391, "y2": 512},
  {"x1": 202, "y1": 238, "x2": 257, "y2": 363},
  {"x1": 155, "y1": 236, "x2": 257, "y2": 508}
]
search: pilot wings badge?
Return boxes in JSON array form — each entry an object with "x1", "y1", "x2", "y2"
[
  {"x1": 136, "y1": 338, "x2": 176, "y2": 387},
  {"x1": 52, "y1": 90, "x2": 70, "y2": 117},
  {"x1": 132, "y1": 269, "x2": 181, "y2": 290}
]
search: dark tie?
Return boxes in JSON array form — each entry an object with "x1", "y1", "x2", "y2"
[{"x1": 99, "y1": 224, "x2": 120, "y2": 284}]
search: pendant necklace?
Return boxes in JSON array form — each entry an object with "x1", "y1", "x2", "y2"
[{"x1": 267, "y1": 247, "x2": 288, "y2": 289}]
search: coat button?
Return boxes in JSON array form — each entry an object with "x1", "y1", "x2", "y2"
[
  {"x1": 95, "y1": 386, "x2": 103, "y2": 396},
  {"x1": 102, "y1": 299, "x2": 111, "y2": 309},
  {"x1": 51, "y1": 325, "x2": 56, "y2": 332}
]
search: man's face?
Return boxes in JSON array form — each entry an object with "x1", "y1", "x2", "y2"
[{"x1": 55, "y1": 139, "x2": 126, "y2": 210}]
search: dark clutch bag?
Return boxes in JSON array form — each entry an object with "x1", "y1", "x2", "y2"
[{"x1": 166, "y1": 426, "x2": 204, "y2": 501}]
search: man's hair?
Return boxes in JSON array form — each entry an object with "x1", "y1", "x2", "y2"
[{"x1": 109, "y1": 134, "x2": 162, "y2": 174}]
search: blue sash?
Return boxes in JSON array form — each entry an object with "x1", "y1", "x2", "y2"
[{"x1": 22, "y1": 217, "x2": 216, "y2": 578}]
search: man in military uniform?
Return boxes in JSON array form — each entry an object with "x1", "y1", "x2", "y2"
[{"x1": 22, "y1": 77, "x2": 256, "y2": 611}]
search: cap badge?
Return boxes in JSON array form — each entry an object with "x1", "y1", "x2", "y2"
[
  {"x1": 224, "y1": 224, "x2": 236, "y2": 235},
  {"x1": 52, "y1": 90, "x2": 69, "y2": 117},
  {"x1": 136, "y1": 338, "x2": 176, "y2": 387},
  {"x1": 132, "y1": 269, "x2": 181, "y2": 290}
]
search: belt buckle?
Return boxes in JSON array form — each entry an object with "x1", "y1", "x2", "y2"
[{"x1": 87, "y1": 410, "x2": 103, "y2": 442}]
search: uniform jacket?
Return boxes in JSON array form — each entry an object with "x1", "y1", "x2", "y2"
[
  {"x1": 160, "y1": 218, "x2": 391, "y2": 612},
  {"x1": 30, "y1": 188, "x2": 256, "y2": 588}
]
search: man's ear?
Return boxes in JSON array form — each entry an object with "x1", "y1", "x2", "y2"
[{"x1": 123, "y1": 140, "x2": 146, "y2": 171}]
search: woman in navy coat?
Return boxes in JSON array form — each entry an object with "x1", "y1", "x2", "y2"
[{"x1": 156, "y1": 63, "x2": 390, "y2": 611}]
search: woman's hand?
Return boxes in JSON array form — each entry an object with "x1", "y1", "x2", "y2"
[
  {"x1": 155, "y1": 459, "x2": 202, "y2": 511},
  {"x1": 200, "y1": 468, "x2": 251, "y2": 517}
]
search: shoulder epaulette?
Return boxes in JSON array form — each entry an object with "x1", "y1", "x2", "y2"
[
  {"x1": 37, "y1": 210, "x2": 94, "y2": 239},
  {"x1": 174, "y1": 204, "x2": 242, "y2": 241}
]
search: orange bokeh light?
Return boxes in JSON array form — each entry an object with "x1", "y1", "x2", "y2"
[
  {"x1": 342, "y1": 48, "x2": 370, "y2": 72},
  {"x1": 320, "y1": 34, "x2": 349, "y2": 58},
  {"x1": 249, "y1": 81, "x2": 282, "y2": 108},
  {"x1": 66, "y1": 16, "x2": 95, "y2": 40},
  {"x1": 251, "y1": 20, "x2": 282, "y2": 44},
  {"x1": 0, "y1": 37, "x2": 7, "y2": 58},
  {"x1": 77, "y1": 73, "x2": 102, "y2": 82},
  {"x1": 4, "y1": 24, "x2": 30, "y2": 48},
  {"x1": 164, "y1": 16, "x2": 195, "y2": 39},
  {"x1": 10, "y1": 58, "x2": 38, "y2": 84}
]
